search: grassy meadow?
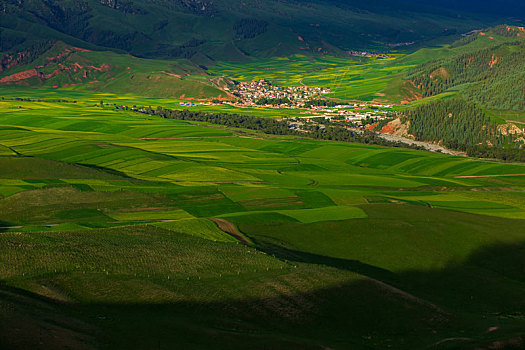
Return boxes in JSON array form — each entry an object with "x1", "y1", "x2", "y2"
[{"x1": 1, "y1": 92, "x2": 525, "y2": 349}]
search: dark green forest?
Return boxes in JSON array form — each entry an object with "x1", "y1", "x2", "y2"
[{"x1": 403, "y1": 98, "x2": 525, "y2": 161}]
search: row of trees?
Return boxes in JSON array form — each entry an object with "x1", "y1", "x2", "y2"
[
  {"x1": 1, "y1": 97, "x2": 77, "y2": 103},
  {"x1": 144, "y1": 106, "x2": 425, "y2": 150},
  {"x1": 465, "y1": 144, "x2": 525, "y2": 162}
]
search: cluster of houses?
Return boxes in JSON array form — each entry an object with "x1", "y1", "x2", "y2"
[
  {"x1": 287, "y1": 113, "x2": 393, "y2": 132},
  {"x1": 228, "y1": 79, "x2": 330, "y2": 107},
  {"x1": 172, "y1": 79, "x2": 395, "y2": 129},
  {"x1": 347, "y1": 51, "x2": 393, "y2": 59},
  {"x1": 292, "y1": 107, "x2": 392, "y2": 124},
  {"x1": 297, "y1": 102, "x2": 394, "y2": 122}
]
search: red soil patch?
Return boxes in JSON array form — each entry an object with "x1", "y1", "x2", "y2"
[
  {"x1": 71, "y1": 46, "x2": 91, "y2": 52},
  {"x1": 73, "y1": 62, "x2": 84, "y2": 71},
  {"x1": 158, "y1": 71, "x2": 182, "y2": 78},
  {"x1": 180, "y1": 95, "x2": 230, "y2": 102},
  {"x1": 88, "y1": 64, "x2": 110, "y2": 72},
  {"x1": 0, "y1": 43, "x2": 106, "y2": 86},
  {"x1": 380, "y1": 124, "x2": 397, "y2": 134},
  {"x1": 42, "y1": 69, "x2": 60, "y2": 79},
  {"x1": 489, "y1": 55, "x2": 499, "y2": 68},
  {"x1": 479, "y1": 32, "x2": 486, "y2": 36},
  {"x1": 298, "y1": 35, "x2": 304, "y2": 41},
  {"x1": 400, "y1": 80, "x2": 423, "y2": 102},
  {"x1": 0, "y1": 69, "x2": 38, "y2": 83},
  {"x1": 366, "y1": 123, "x2": 378, "y2": 131},
  {"x1": 46, "y1": 48, "x2": 73, "y2": 62}
]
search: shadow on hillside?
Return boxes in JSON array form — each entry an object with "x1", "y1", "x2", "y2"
[
  {"x1": 76, "y1": 162, "x2": 136, "y2": 180},
  {"x1": 254, "y1": 240, "x2": 399, "y2": 283},
  {"x1": 2, "y1": 241, "x2": 525, "y2": 349}
]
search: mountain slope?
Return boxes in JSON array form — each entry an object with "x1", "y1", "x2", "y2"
[
  {"x1": 0, "y1": 0, "x2": 519, "y2": 61},
  {"x1": 405, "y1": 25, "x2": 525, "y2": 111},
  {"x1": 0, "y1": 41, "x2": 229, "y2": 99}
]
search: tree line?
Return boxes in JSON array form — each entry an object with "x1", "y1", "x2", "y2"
[
  {"x1": 1, "y1": 97, "x2": 77, "y2": 103},
  {"x1": 138, "y1": 106, "x2": 425, "y2": 150}
]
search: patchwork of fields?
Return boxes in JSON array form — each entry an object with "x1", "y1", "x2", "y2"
[
  {"x1": 210, "y1": 54, "x2": 416, "y2": 102},
  {"x1": 1, "y1": 96, "x2": 525, "y2": 229},
  {"x1": 1, "y1": 94, "x2": 525, "y2": 349}
]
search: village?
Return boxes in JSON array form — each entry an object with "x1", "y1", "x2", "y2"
[
  {"x1": 182, "y1": 79, "x2": 396, "y2": 127},
  {"x1": 228, "y1": 79, "x2": 330, "y2": 107}
]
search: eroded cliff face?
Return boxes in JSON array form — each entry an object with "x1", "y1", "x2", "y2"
[{"x1": 0, "y1": 42, "x2": 111, "y2": 86}]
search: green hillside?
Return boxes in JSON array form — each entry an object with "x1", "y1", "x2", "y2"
[
  {"x1": 406, "y1": 25, "x2": 525, "y2": 111},
  {"x1": 0, "y1": 41, "x2": 229, "y2": 99},
  {"x1": 0, "y1": 94, "x2": 525, "y2": 348}
]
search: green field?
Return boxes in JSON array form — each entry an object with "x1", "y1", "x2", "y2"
[
  {"x1": 210, "y1": 54, "x2": 416, "y2": 102},
  {"x1": 1, "y1": 93, "x2": 525, "y2": 349}
]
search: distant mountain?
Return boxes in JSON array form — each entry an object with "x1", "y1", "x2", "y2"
[{"x1": 0, "y1": 0, "x2": 523, "y2": 62}]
